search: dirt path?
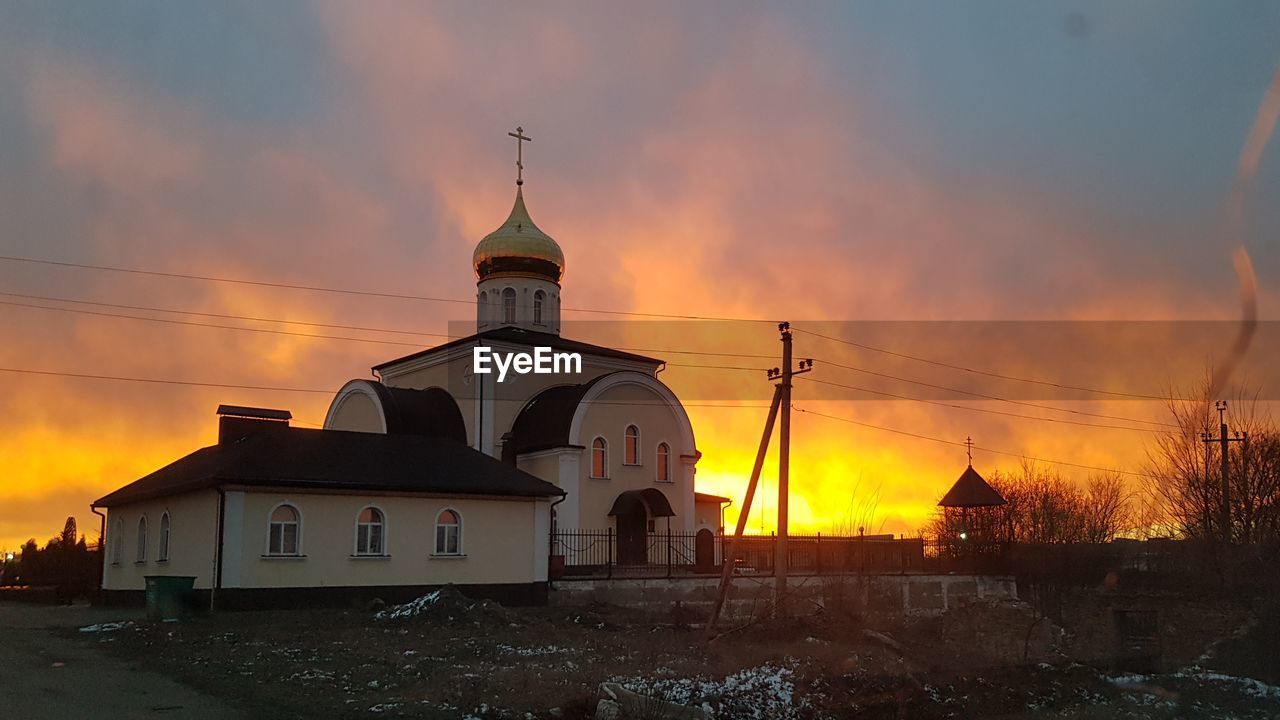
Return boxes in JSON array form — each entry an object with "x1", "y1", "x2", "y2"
[{"x1": 0, "y1": 602, "x2": 245, "y2": 720}]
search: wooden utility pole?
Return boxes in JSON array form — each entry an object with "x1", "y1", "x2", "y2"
[
  {"x1": 705, "y1": 323, "x2": 812, "y2": 630},
  {"x1": 1202, "y1": 400, "x2": 1247, "y2": 544},
  {"x1": 705, "y1": 385, "x2": 781, "y2": 632},
  {"x1": 768, "y1": 323, "x2": 811, "y2": 613}
]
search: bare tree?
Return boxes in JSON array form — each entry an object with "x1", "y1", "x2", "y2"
[
  {"x1": 1144, "y1": 375, "x2": 1280, "y2": 544},
  {"x1": 1080, "y1": 473, "x2": 1134, "y2": 543},
  {"x1": 926, "y1": 463, "x2": 1134, "y2": 546}
]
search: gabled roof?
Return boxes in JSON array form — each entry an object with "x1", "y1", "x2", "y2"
[
  {"x1": 938, "y1": 465, "x2": 1006, "y2": 508},
  {"x1": 373, "y1": 326, "x2": 661, "y2": 373},
  {"x1": 94, "y1": 427, "x2": 564, "y2": 507}
]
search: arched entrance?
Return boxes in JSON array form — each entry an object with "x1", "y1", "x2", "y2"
[{"x1": 607, "y1": 488, "x2": 675, "y2": 565}]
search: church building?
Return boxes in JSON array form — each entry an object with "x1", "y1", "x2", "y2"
[{"x1": 94, "y1": 139, "x2": 723, "y2": 607}]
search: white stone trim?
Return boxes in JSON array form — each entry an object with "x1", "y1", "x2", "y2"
[{"x1": 324, "y1": 379, "x2": 389, "y2": 433}]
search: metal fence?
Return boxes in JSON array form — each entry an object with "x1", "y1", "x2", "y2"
[{"x1": 549, "y1": 529, "x2": 930, "y2": 579}]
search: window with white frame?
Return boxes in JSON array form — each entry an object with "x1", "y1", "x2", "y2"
[
  {"x1": 135, "y1": 516, "x2": 148, "y2": 563},
  {"x1": 435, "y1": 509, "x2": 461, "y2": 555},
  {"x1": 624, "y1": 425, "x2": 641, "y2": 465},
  {"x1": 502, "y1": 288, "x2": 517, "y2": 324},
  {"x1": 656, "y1": 442, "x2": 671, "y2": 483},
  {"x1": 533, "y1": 290, "x2": 545, "y2": 325},
  {"x1": 268, "y1": 504, "x2": 301, "y2": 556},
  {"x1": 355, "y1": 507, "x2": 386, "y2": 556},
  {"x1": 591, "y1": 436, "x2": 608, "y2": 478},
  {"x1": 158, "y1": 512, "x2": 171, "y2": 562},
  {"x1": 111, "y1": 518, "x2": 123, "y2": 564}
]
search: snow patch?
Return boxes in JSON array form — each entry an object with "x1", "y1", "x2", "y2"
[
  {"x1": 615, "y1": 662, "x2": 802, "y2": 720},
  {"x1": 374, "y1": 591, "x2": 443, "y2": 620},
  {"x1": 78, "y1": 621, "x2": 133, "y2": 633}
]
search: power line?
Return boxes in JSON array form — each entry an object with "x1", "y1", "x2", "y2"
[
  {"x1": 0, "y1": 367, "x2": 335, "y2": 394},
  {"x1": 663, "y1": 361, "x2": 1174, "y2": 433},
  {"x1": 0, "y1": 292, "x2": 1170, "y2": 433},
  {"x1": 0, "y1": 298, "x2": 428, "y2": 348},
  {"x1": 0, "y1": 299, "x2": 781, "y2": 371},
  {"x1": 0, "y1": 290, "x2": 781, "y2": 360},
  {"x1": 792, "y1": 405, "x2": 1153, "y2": 478},
  {"x1": 0, "y1": 367, "x2": 1152, "y2": 477},
  {"x1": 0, "y1": 291, "x2": 451, "y2": 338},
  {"x1": 0, "y1": 254, "x2": 1193, "y2": 401},
  {"x1": 0, "y1": 293, "x2": 1181, "y2": 434},
  {"x1": 796, "y1": 376, "x2": 1163, "y2": 433},
  {"x1": 811, "y1": 356, "x2": 1178, "y2": 428},
  {"x1": 792, "y1": 327, "x2": 1170, "y2": 401},
  {"x1": 0, "y1": 255, "x2": 775, "y2": 322},
  {"x1": 0, "y1": 366, "x2": 773, "y2": 409},
  {"x1": 2, "y1": 288, "x2": 1176, "y2": 429}
]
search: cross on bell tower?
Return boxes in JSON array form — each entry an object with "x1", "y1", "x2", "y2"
[
  {"x1": 965, "y1": 436, "x2": 974, "y2": 467},
  {"x1": 508, "y1": 126, "x2": 532, "y2": 186}
]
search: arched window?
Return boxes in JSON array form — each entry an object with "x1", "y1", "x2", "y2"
[
  {"x1": 477, "y1": 291, "x2": 488, "y2": 326},
  {"x1": 533, "y1": 290, "x2": 545, "y2": 325},
  {"x1": 656, "y1": 442, "x2": 671, "y2": 483},
  {"x1": 355, "y1": 507, "x2": 385, "y2": 556},
  {"x1": 111, "y1": 518, "x2": 123, "y2": 565},
  {"x1": 158, "y1": 512, "x2": 171, "y2": 562},
  {"x1": 591, "y1": 437, "x2": 608, "y2": 478},
  {"x1": 135, "y1": 516, "x2": 148, "y2": 563},
  {"x1": 435, "y1": 509, "x2": 461, "y2": 555},
  {"x1": 502, "y1": 288, "x2": 517, "y2": 324},
  {"x1": 268, "y1": 504, "x2": 300, "y2": 556},
  {"x1": 624, "y1": 425, "x2": 640, "y2": 465}
]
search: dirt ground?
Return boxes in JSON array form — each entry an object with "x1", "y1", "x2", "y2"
[
  {"x1": 23, "y1": 590, "x2": 1280, "y2": 719},
  {"x1": 0, "y1": 602, "x2": 244, "y2": 719}
]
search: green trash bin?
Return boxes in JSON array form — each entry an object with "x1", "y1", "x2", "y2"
[{"x1": 144, "y1": 576, "x2": 196, "y2": 621}]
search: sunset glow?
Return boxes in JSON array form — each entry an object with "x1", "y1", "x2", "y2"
[{"x1": 2, "y1": 3, "x2": 1279, "y2": 552}]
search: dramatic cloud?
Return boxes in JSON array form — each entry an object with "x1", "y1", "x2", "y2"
[{"x1": 1, "y1": 3, "x2": 1276, "y2": 548}]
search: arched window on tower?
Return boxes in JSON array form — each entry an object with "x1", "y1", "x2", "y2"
[
  {"x1": 477, "y1": 291, "x2": 488, "y2": 327},
  {"x1": 533, "y1": 290, "x2": 545, "y2": 325},
  {"x1": 656, "y1": 442, "x2": 671, "y2": 483},
  {"x1": 591, "y1": 437, "x2": 608, "y2": 478},
  {"x1": 502, "y1": 288, "x2": 517, "y2": 324},
  {"x1": 624, "y1": 425, "x2": 640, "y2": 465}
]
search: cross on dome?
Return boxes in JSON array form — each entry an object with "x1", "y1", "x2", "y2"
[{"x1": 508, "y1": 126, "x2": 531, "y2": 186}]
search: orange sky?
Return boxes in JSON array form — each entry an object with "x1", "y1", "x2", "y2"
[{"x1": 2, "y1": 4, "x2": 1278, "y2": 550}]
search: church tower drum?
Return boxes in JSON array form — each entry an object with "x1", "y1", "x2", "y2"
[{"x1": 473, "y1": 127, "x2": 564, "y2": 334}]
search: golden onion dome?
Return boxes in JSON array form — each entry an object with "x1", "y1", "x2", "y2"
[{"x1": 472, "y1": 187, "x2": 565, "y2": 283}]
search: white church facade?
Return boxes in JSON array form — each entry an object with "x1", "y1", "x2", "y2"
[{"x1": 94, "y1": 162, "x2": 724, "y2": 607}]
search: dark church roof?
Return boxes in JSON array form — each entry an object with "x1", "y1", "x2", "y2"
[
  {"x1": 365, "y1": 384, "x2": 467, "y2": 443},
  {"x1": 94, "y1": 427, "x2": 564, "y2": 507},
  {"x1": 507, "y1": 374, "x2": 616, "y2": 454},
  {"x1": 938, "y1": 465, "x2": 1006, "y2": 508},
  {"x1": 373, "y1": 326, "x2": 661, "y2": 372},
  {"x1": 608, "y1": 488, "x2": 676, "y2": 518}
]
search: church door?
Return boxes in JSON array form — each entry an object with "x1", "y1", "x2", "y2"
[{"x1": 616, "y1": 505, "x2": 648, "y2": 565}]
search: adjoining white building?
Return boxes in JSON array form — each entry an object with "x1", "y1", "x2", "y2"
[{"x1": 94, "y1": 166, "x2": 725, "y2": 607}]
